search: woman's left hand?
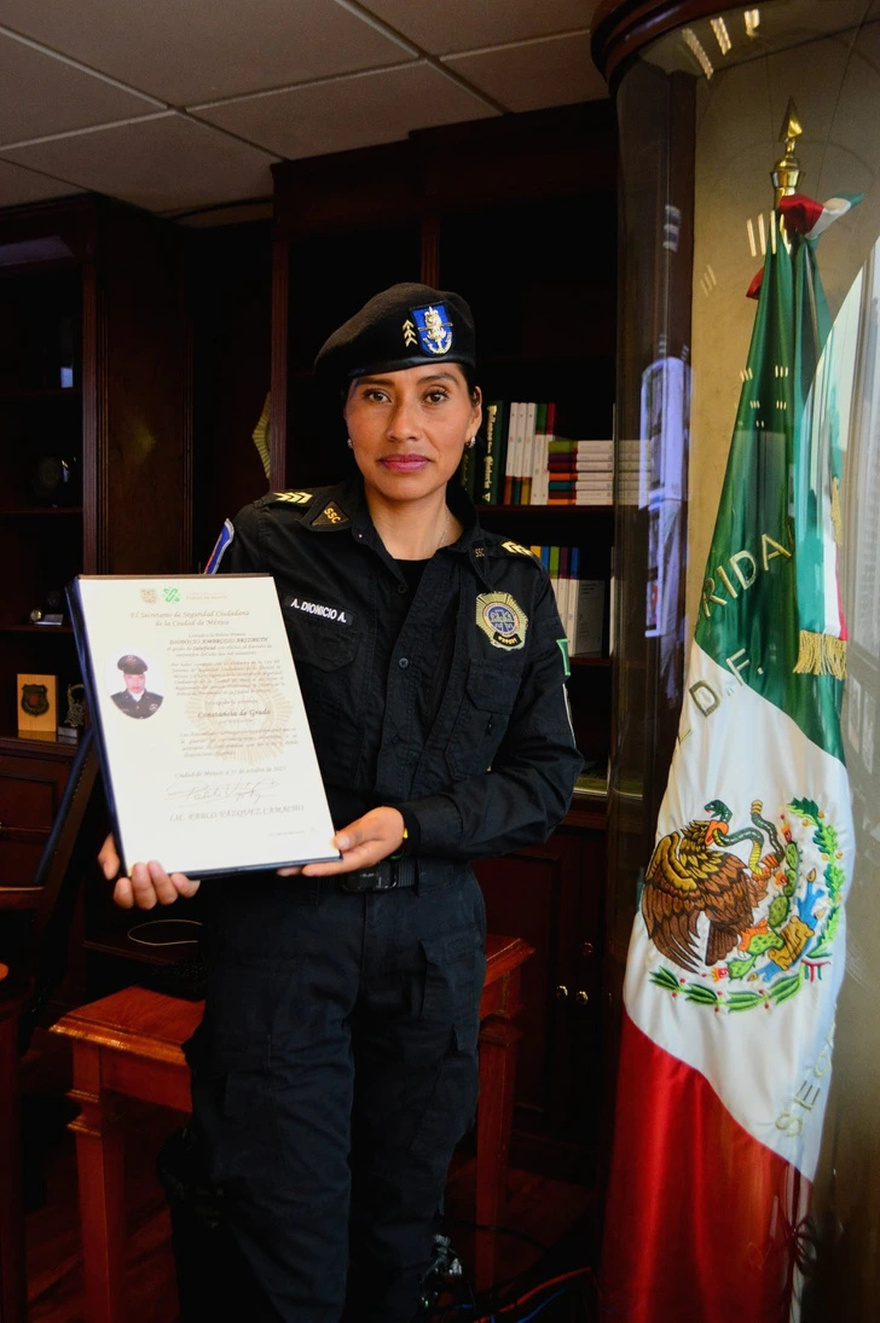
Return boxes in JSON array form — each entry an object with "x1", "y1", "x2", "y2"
[{"x1": 277, "y1": 806, "x2": 405, "y2": 877}]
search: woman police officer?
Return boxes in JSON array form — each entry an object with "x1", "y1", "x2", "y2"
[{"x1": 99, "y1": 283, "x2": 582, "y2": 1322}]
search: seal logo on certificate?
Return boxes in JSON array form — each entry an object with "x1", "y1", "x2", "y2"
[{"x1": 68, "y1": 574, "x2": 340, "y2": 877}]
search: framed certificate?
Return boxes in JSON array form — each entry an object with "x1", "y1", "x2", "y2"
[{"x1": 68, "y1": 574, "x2": 340, "y2": 877}]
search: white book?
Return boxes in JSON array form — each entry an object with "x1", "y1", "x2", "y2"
[
  {"x1": 520, "y1": 401, "x2": 537, "y2": 505},
  {"x1": 502, "y1": 402, "x2": 520, "y2": 504},
  {"x1": 573, "y1": 579, "x2": 605, "y2": 656}
]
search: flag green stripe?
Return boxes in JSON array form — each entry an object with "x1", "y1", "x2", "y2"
[{"x1": 694, "y1": 219, "x2": 844, "y2": 762}]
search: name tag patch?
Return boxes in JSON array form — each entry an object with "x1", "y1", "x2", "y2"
[
  {"x1": 475, "y1": 592, "x2": 528, "y2": 650},
  {"x1": 288, "y1": 596, "x2": 352, "y2": 625}
]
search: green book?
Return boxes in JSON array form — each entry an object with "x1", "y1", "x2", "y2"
[{"x1": 482, "y1": 399, "x2": 508, "y2": 505}]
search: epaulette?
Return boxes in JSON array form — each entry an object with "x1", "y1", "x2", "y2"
[
  {"x1": 262, "y1": 489, "x2": 316, "y2": 508},
  {"x1": 258, "y1": 488, "x2": 354, "y2": 531},
  {"x1": 499, "y1": 538, "x2": 541, "y2": 561}
]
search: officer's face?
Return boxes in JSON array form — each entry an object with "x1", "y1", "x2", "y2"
[
  {"x1": 344, "y1": 364, "x2": 481, "y2": 506},
  {"x1": 123, "y1": 672, "x2": 146, "y2": 694}
]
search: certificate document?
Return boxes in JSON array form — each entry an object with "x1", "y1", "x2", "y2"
[{"x1": 68, "y1": 574, "x2": 340, "y2": 876}]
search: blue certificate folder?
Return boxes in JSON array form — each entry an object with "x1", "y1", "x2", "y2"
[{"x1": 68, "y1": 573, "x2": 340, "y2": 877}]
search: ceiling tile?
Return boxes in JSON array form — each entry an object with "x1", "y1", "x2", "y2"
[
  {"x1": 0, "y1": 114, "x2": 280, "y2": 215},
  {"x1": 194, "y1": 62, "x2": 497, "y2": 161},
  {"x1": 0, "y1": 29, "x2": 160, "y2": 145},
  {"x1": 360, "y1": 0, "x2": 599, "y2": 56},
  {"x1": 443, "y1": 33, "x2": 606, "y2": 113},
  {"x1": 0, "y1": 0, "x2": 413, "y2": 106},
  {"x1": 0, "y1": 157, "x2": 84, "y2": 208}
]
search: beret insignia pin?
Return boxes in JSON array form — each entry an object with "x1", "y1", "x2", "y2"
[{"x1": 413, "y1": 303, "x2": 453, "y2": 356}]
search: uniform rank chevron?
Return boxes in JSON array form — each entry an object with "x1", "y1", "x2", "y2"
[{"x1": 599, "y1": 192, "x2": 857, "y2": 1322}]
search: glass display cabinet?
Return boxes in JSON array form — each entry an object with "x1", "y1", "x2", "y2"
[{"x1": 593, "y1": 3, "x2": 880, "y2": 1317}]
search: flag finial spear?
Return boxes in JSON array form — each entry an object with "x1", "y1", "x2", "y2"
[{"x1": 771, "y1": 98, "x2": 803, "y2": 205}]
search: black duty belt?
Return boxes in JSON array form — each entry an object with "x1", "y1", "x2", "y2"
[{"x1": 337, "y1": 856, "x2": 415, "y2": 893}]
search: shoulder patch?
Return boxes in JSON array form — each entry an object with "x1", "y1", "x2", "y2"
[
  {"x1": 205, "y1": 518, "x2": 234, "y2": 574},
  {"x1": 271, "y1": 490, "x2": 314, "y2": 505},
  {"x1": 501, "y1": 539, "x2": 537, "y2": 558},
  {"x1": 476, "y1": 592, "x2": 528, "y2": 650}
]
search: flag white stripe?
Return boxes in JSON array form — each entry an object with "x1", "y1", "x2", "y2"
[{"x1": 625, "y1": 643, "x2": 854, "y2": 1177}]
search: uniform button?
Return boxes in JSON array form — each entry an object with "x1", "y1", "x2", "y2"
[{"x1": 398, "y1": 657, "x2": 409, "y2": 669}]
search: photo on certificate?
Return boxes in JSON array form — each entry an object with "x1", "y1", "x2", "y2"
[{"x1": 68, "y1": 574, "x2": 340, "y2": 877}]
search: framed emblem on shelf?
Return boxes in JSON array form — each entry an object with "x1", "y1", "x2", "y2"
[{"x1": 17, "y1": 673, "x2": 58, "y2": 738}]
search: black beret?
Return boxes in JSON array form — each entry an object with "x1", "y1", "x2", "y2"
[
  {"x1": 314, "y1": 282, "x2": 476, "y2": 388},
  {"x1": 118, "y1": 654, "x2": 147, "y2": 674}
]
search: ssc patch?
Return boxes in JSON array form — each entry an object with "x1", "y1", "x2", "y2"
[
  {"x1": 288, "y1": 596, "x2": 353, "y2": 626},
  {"x1": 273, "y1": 490, "x2": 313, "y2": 504},
  {"x1": 313, "y1": 502, "x2": 347, "y2": 527},
  {"x1": 411, "y1": 303, "x2": 453, "y2": 356},
  {"x1": 501, "y1": 539, "x2": 534, "y2": 558},
  {"x1": 476, "y1": 592, "x2": 528, "y2": 651}
]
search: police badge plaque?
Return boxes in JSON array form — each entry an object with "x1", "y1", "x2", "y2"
[
  {"x1": 17, "y1": 673, "x2": 58, "y2": 738},
  {"x1": 68, "y1": 574, "x2": 340, "y2": 877}
]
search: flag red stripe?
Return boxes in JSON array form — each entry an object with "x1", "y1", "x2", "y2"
[{"x1": 598, "y1": 1013, "x2": 807, "y2": 1323}]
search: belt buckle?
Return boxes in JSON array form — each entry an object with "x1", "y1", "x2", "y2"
[
  {"x1": 340, "y1": 867, "x2": 381, "y2": 893},
  {"x1": 339, "y1": 861, "x2": 397, "y2": 893}
]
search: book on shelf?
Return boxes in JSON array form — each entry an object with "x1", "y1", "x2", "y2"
[
  {"x1": 478, "y1": 405, "x2": 614, "y2": 508},
  {"x1": 573, "y1": 576, "x2": 606, "y2": 655},
  {"x1": 502, "y1": 402, "x2": 520, "y2": 505},
  {"x1": 545, "y1": 489, "x2": 614, "y2": 502},
  {"x1": 519, "y1": 400, "x2": 537, "y2": 505},
  {"x1": 457, "y1": 433, "x2": 479, "y2": 498},
  {"x1": 481, "y1": 399, "x2": 508, "y2": 504},
  {"x1": 531, "y1": 542, "x2": 606, "y2": 659}
]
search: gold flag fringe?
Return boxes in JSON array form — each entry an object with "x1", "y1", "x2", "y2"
[
  {"x1": 831, "y1": 475, "x2": 843, "y2": 545},
  {"x1": 251, "y1": 391, "x2": 271, "y2": 480},
  {"x1": 794, "y1": 630, "x2": 847, "y2": 678}
]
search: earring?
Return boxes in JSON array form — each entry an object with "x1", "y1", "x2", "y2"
[
  {"x1": 346, "y1": 438, "x2": 354, "y2": 449},
  {"x1": 466, "y1": 437, "x2": 476, "y2": 449}
]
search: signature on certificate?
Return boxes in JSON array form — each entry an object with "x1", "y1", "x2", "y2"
[{"x1": 167, "y1": 778, "x2": 281, "y2": 807}]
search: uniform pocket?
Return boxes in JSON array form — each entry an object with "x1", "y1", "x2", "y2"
[
  {"x1": 408, "y1": 930, "x2": 486, "y2": 1166},
  {"x1": 283, "y1": 613, "x2": 363, "y2": 776},
  {"x1": 286, "y1": 616, "x2": 359, "y2": 671},
  {"x1": 445, "y1": 659, "x2": 522, "y2": 779}
]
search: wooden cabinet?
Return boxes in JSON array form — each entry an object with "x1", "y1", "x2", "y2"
[
  {"x1": 0, "y1": 737, "x2": 77, "y2": 892},
  {"x1": 270, "y1": 101, "x2": 617, "y2": 1168},
  {"x1": 474, "y1": 816, "x2": 605, "y2": 1180},
  {"x1": 0, "y1": 194, "x2": 191, "y2": 744},
  {"x1": 0, "y1": 195, "x2": 190, "y2": 990}
]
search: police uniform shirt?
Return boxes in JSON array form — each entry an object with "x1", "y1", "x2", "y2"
[
  {"x1": 111, "y1": 688, "x2": 163, "y2": 718},
  {"x1": 208, "y1": 475, "x2": 582, "y2": 860}
]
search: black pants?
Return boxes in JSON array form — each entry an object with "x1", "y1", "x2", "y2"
[{"x1": 182, "y1": 866, "x2": 486, "y2": 1322}]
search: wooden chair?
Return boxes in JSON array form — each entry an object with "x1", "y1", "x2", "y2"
[{"x1": 52, "y1": 932, "x2": 533, "y2": 1323}]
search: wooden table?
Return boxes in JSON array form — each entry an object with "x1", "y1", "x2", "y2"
[{"x1": 52, "y1": 932, "x2": 532, "y2": 1322}]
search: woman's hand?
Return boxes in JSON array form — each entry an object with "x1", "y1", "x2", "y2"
[
  {"x1": 99, "y1": 833, "x2": 201, "y2": 909},
  {"x1": 277, "y1": 806, "x2": 405, "y2": 878}
]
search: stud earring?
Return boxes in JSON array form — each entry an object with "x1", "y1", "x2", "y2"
[
  {"x1": 346, "y1": 438, "x2": 354, "y2": 449},
  {"x1": 466, "y1": 437, "x2": 476, "y2": 449}
]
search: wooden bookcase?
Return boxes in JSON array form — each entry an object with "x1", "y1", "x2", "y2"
[
  {"x1": 0, "y1": 194, "x2": 191, "y2": 969},
  {"x1": 271, "y1": 100, "x2": 617, "y2": 1174}
]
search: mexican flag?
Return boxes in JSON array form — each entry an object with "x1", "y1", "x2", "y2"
[{"x1": 598, "y1": 192, "x2": 857, "y2": 1322}]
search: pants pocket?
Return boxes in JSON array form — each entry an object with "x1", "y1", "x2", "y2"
[{"x1": 408, "y1": 932, "x2": 486, "y2": 1166}]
